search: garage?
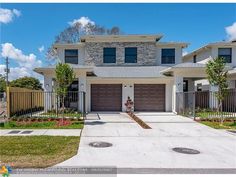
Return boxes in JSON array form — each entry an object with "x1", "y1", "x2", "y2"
[
  {"x1": 134, "y1": 84, "x2": 165, "y2": 111},
  {"x1": 91, "y1": 84, "x2": 122, "y2": 111}
]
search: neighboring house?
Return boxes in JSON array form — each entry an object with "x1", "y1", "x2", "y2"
[
  {"x1": 183, "y1": 41, "x2": 236, "y2": 91},
  {"x1": 34, "y1": 35, "x2": 235, "y2": 113}
]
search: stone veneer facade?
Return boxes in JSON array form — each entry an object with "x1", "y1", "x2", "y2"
[{"x1": 84, "y1": 42, "x2": 157, "y2": 66}]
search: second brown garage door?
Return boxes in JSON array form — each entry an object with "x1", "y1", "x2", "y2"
[
  {"x1": 134, "y1": 84, "x2": 165, "y2": 111},
  {"x1": 91, "y1": 84, "x2": 122, "y2": 111}
]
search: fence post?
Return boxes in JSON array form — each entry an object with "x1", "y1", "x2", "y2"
[
  {"x1": 83, "y1": 91, "x2": 86, "y2": 119},
  {"x1": 30, "y1": 92, "x2": 33, "y2": 118},
  {"x1": 193, "y1": 92, "x2": 196, "y2": 120}
]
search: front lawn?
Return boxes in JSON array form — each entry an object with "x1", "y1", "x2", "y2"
[
  {"x1": 196, "y1": 111, "x2": 235, "y2": 119},
  {"x1": 199, "y1": 121, "x2": 236, "y2": 129},
  {"x1": 0, "y1": 136, "x2": 80, "y2": 168},
  {"x1": 0, "y1": 119, "x2": 84, "y2": 129}
]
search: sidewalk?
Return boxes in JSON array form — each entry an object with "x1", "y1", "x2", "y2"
[{"x1": 0, "y1": 129, "x2": 81, "y2": 136}]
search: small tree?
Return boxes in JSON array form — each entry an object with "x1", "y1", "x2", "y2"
[
  {"x1": 55, "y1": 63, "x2": 75, "y2": 120},
  {"x1": 206, "y1": 57, "x2": 228, "y2": 125},
  {"x1": 10, "y1": 76, "x2": 43, "y2": 90}
]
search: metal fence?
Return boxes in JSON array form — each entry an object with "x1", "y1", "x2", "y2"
[
  {"x1": 176, "y1": 89, "x2": 236, "y2": 119},
  {"x1": 0, "y1": 92, "x2": 6, "y2": 118},
  {"x1": 8, "y1": 91, "x2": 86, "y2": 119}
]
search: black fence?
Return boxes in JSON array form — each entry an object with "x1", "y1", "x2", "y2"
[
  {"x1": 176, "y1": 89, "x2": 236, "y2": 119},
  {"x1": 8, "y1": 91, "x2": 86, "y2": 119}
]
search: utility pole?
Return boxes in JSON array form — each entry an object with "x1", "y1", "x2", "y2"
[
  {"x1": 5, "y1": 57, "x2": 9, "y2": 87},
  {"x1": 5, "y1": 57, "x2": 9, "y2": 119}
]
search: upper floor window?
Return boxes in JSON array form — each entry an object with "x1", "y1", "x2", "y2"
[
  {"x1": 125, "y1": 47, "x2": 137, "y2": 63},
  {"x1": 193, "y1": 55, "x2": 197, "y2": 63},
  {"x1": 103, "y1": 48, "x2": 116, "y2": 63},
  {"x1": 218, "y1": 48, "x2": 232, "y2": 63},
  {"x1": 65, "y1": 49, "x2": 78, "y2": 64},
  {"x1": 161, "y1": 48, "x2": 175, "y2": 64}
]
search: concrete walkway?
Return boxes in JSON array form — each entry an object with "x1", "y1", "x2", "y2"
[
  {"x1": 57, "y1": 112, "x2": 236, "y2": 171},
  {"x1": 0, "y1": 129, "x2": 81, "y2": 136}
]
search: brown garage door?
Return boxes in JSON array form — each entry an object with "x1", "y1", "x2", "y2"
[
  {"x1": 91, "y1": 84, "x2": 122, "y2": 111},
  {"x1": 134, "y1": 84, "x2": 165, "y2": 111}
]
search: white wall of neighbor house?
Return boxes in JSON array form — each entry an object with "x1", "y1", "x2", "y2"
[
  {"x1": 56, "y1": 48, "x2": 65, "y2": 63},
  {"x1": 86, "y1": 78, "x2": 173, "y2": 112}
]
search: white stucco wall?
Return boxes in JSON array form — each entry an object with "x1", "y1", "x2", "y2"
[{"x1": 56, "y1": 47, "x2": 85, "y2": 65}]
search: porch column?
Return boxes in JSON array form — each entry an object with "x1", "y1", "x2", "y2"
[
  {"x1": 187, "y1": 79, "x2": 195, "y2": 108},
  {"x1": 78, "y1": 76, "x2": 87, "y2": 113},
  {"x1": 209, "y1": 85, "x2": 218, "y2": 109},
  {"x1": 173, "y1": 76, "x2": 183, "y2": 113},
  {"x1": 44, "y1": 76, "x2": 53, "y2": 112},
  {"x1": 122, "y1": 83, "x2": 134, "y2": 112}
]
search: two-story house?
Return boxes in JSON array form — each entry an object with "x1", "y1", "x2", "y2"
[
  {"x1": 182, "y1": 41, "x2": 236, "y2": 91},
  {"x1": 35, "y1": 34, "x2": 193, "y2": 113},
  {"x1": 35, "y1": 35, "x2": 236, "y2": 114}
]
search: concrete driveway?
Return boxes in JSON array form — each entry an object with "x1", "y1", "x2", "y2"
[{"x1": 57, "y1": 112, "x2": 236, "y2": 173}]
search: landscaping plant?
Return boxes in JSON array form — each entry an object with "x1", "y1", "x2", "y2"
[
  {"x1": 206, "y1": 57, "x2": 229, "y2": 125},
  {"x1": 55, "y1": 63, "x2": 75, "y2": 121}
]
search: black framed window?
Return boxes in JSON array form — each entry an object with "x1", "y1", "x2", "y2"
[
  {"x1": 65, "y1": 49, "x2": 78, "y2": 64},
  {"x1": 193, "y1": 55, "x2": 197, "y2": 63},
  {"x1": 161, "y1": 48, "x2": 175, "y2": 64},
  {"x1": 197, "y1": 84, "x2": 202, "y2": 91},
  {"x1": 125, "y1": 47, "x2": 137, "y2": 63},
  {"x1": 183, "y1": 80, "x2": 188, "y2": 92},
  {"x1": 218, "y1": 48, "x2": 232, "y2": 63},
  {"x1": 103, "y1": 48, "x2": 116, "y2": 63}
]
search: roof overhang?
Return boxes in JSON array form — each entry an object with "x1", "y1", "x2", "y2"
[
  {"x1": 53, "y1": 43, "x2": 84, "y2": 49},
  {"x1": 34, "y1": 65, "x2": 93, "y2": 76},
  {"x1": 160, "y1": 63, "x2": 207, "y2": 77},
  {"x1": 156, "y1": 42, "x2": 189, "y2": 48},
  {"x1": 183, "y1": 42, "x2": 236, "y2": 59},
  {"x1": 91, "y1": 66, "x2": 169, "y2": 78},
  {"x1": 80, "y1": 34, "x2": 163, "y2": 43}
]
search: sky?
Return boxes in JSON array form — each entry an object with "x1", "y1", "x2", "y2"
[{"x1": 0, "y1": 3, "x2": 236, "y2": 84}]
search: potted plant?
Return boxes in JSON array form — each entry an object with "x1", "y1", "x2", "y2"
[{"x1": 124, "y1": 96, "x2": 134, "y2": 113}]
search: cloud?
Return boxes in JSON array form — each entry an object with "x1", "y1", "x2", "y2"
[
  {"x1": 225, "y1": 22, "x2": 236, "y2": 41},
  {"x1": 38, "y1": 45, "x2": 45, "y2": 53},
  {"x1": 0, "y1": 43, "x2": 43, "y2": 84},
  {"x1": 12, "y1": 9, "x2": 21, "y2": 17},
  {"x1": 182, "y1": 51, "x2": 188, "y2": 56},
  {"x1": 0, "y1": 8, "x2": 21, "y2": 24},
  {"x1": 0, "y1": 64, "x2": 43, "y2": 83},
  {"x1": 68, "y1": 16, "x2": 95, "y2": 27},
  {"x1": 1, "y1": 43, "x2": 42, "y2": 69}
]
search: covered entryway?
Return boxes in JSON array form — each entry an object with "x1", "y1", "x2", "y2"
[
  {"x1": 134, "y1": 84, "x2": 165, "y2": 111},
  {"x1": 91, "y1": 84, "x2": 122, "y2": 111}
]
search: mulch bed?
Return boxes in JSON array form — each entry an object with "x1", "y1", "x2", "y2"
[{"x1": 127, "y1": 112, "x2": 151, "y2": 129}]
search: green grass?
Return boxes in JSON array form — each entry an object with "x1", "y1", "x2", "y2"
[
  {"x1": 0, "y1": 120, "x2": 84, "y2": 129},
  {"x1": 196, "y1": 111, "x2": 235, "y2": 119},
  {"x1": 200, "y1": 121, "x2": 236, "y2": 129},
  {"x1": 0, "y1": 136, "x2": 80, "y2": 168}
]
